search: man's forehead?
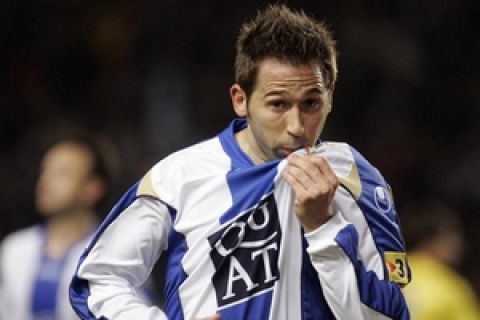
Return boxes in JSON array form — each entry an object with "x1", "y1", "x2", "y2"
[{"x1": 256, "y1": 58, "x2": 325, "y2": 88}]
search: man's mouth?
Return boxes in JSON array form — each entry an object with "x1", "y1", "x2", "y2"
[{"x1": 278, "y1": 146, "x2": 301, "y2": 156}]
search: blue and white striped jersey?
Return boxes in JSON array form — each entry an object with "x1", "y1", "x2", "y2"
[
  {"x1": 0, "y1": 226, "x2": 156, "y2": 320},
  {"x1": 0, "y1": 225, "x2": 92, "y2": 320},
  {"x1": 70, "y1": 119, "x2": 411, "y2": 320}
]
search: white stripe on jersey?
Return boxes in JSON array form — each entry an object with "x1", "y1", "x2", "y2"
[
  {"x1": 269, "y1": 174, "x2": 303, "y2": 320},
  {"x1": 151, "y1": 139, "x2": 234, "y2": 318}
]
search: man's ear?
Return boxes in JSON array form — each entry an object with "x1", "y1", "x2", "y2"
[
  {"x1": 326, "y1": 84, "x2": 335, "y2": 113},
  {"x1": 230, "y1": 84, "x2": 247, "y2": 117}
]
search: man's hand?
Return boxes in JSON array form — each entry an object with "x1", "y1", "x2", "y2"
[{"x1": 282, "y1": 153, "x2": 339, "y2": 233}]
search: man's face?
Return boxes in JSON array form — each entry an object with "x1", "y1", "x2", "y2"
[
  {"x1": 35, "y1": 143, "x2": 94, "y2": 217},
  {"x1": 232, "y1": 58, "x2": 333, "y2": 162}
]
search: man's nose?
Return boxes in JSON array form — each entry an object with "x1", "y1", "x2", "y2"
[{"x1": 286, "y1": 107, "x2": 304, "y2": 137}]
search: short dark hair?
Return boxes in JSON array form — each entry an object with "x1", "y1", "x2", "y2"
[
  {"x1": 48, "y1": 131, "x2": 118, "y2": 192},
  {"x1": 235, "y1": 4, "x2": 338, "y2": 98}
]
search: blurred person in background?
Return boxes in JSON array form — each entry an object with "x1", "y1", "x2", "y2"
[
  {"x1": 403, "y1": 200, "x2": 480, "y2": 320},
  {"x1": 0, "y1": 132, "x2": 155, "y2": 319},
  {"x1": 70, "y1": 5, "x2": 410, "y2": 320}
]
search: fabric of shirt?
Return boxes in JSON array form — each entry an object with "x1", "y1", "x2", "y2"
[
  {"x1": 0, "y1": 226, "x2": 91, "y2": 320},
  {"x1": 31, "y1": 250, "x2": 68, "y2": 319},
  {"x1": 0, "y1": 225, "x2": 156, "y2": 320},
  {"x1": 70, "y1": 119, "x2": 411, "y2": 320}
]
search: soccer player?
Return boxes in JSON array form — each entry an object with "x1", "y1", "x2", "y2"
[
  {"x1": 0, "y1": 133, "x2": 155, "y2": 319},
  {"x1": 0, "y1": 133, "x2": 112, "y2": 319},
  {"x1": 403, "y1": 201, "x2": 480, "y2": 320},
  {"x1": 70, "y1": 5, "x2": 411, "y2": 320}
]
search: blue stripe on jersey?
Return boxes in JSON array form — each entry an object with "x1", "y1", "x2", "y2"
[
  {"x1": 220, "y1": 163, "x2": 279, "y2": 224},
  {"x1": 335, "y1": 224, "x2": 410, "y2": 320},
  {"x1": 69, "y1": 183, "x2": 140, "y2": 320},
  {"x1": 218, "y1": 119, "x2": 253, "y2": 169},
  {"x1": 31, "y1": 253, "x2": 67, "y2": 319},
  {"x1": 219, "y1": 290, "x2": 273, "y2": 319},
  {"x1": 164, "y1": 207, "x2": 187, "y2": 320},
  {"x1": 349, "y1": 147, "x2": 407, "y2": 266},
  {"x1": 218, "y1": 118, "x2": 280, "y2": 223},
  {"x1": 301, "y1": 238, "x2": 335, "y2": 320}
]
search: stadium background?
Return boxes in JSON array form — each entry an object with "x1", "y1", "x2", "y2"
[{"x1": 1, "y1": 0, "x2": 479, "y2": 297}]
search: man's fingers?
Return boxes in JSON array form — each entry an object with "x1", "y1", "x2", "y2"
[
  {"x1": 285, "y1": 154, "x2": 339, "y2": 191},
  {"x1": 283, "y1": 163, "x2": 336, "y2": 205},
  {"x1": 283, "y1": 153, "x2": 339, "y2": 231}
]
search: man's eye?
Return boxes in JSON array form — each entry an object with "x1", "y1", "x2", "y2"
[
  {"x1": 270, "y1": 101, "x2": 287, "y2": 108},
  {"x1": 302, "y1": 99, "x2": 320, "y2": 111}
]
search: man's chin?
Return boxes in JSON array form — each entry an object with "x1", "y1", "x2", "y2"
[{"x1": 37, "y1": 207, "x2": 70, "y2": 219}]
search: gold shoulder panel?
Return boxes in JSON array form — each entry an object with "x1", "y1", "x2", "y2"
[
  {"x1": 137, "y1": 169, "x2": 158, "y2": 198},
  {"x1": 338, "y1": 162, "x2": 362, "y2": 200}
]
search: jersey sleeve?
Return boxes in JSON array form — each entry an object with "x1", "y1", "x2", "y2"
[
  {"x1": 69, "y1": 176, "x2": 171, "y2": 320},
  {"x1": 304, "y1": 143, "x2": 411, "y2": 320}
]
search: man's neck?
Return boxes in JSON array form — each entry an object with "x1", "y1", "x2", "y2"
[
  {"x1": 235, "y1": 129, "x2": 266, "y2": 164},
  {"x1": 45, "y1": 210, "x2": 96, "y2": 259}
]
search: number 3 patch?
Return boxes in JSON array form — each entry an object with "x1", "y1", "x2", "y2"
[{"x1": 384, "y1": 251, "x2": 410, "y2": 285}]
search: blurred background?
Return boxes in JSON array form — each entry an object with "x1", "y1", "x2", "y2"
[{"x1": 1, "y1": 0, "x2": 479, "y2": 304}]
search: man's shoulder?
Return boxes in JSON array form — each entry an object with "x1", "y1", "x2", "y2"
[
  {"x1": 319, "y1": 141, "x2": 376, "y2": 168},
  {"x1": 136, "y1": 136, "x2": 232, "y2": 203},
  {"x1": 317, "y1": 142, "x2": 387, "y2": 200},
  {"x1": 321, "y1": 141, "x2": 382, "y2": 175},
  {"x1": 1, "y1": 225, "x2": 42, "y2": 252},
  {"x1": 154, "y1": 136, "x2": 231, "y2": 173}
]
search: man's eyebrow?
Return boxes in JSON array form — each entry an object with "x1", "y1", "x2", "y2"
[
  {"x1": 304, "y1": 87, "x2": 324, "y2": 95},
  {"x1": 263, "y1": 86, "x2": 325, "y2": 98},
  {"x1": 263, "y1": 90, "x2": 287, "y2": 98}
]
